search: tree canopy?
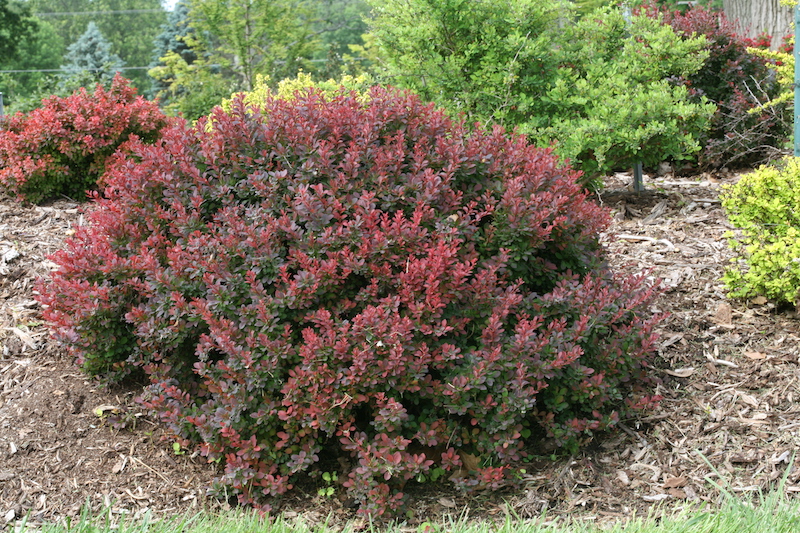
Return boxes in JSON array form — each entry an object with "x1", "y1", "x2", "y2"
[
  {"x1": 0, "y1": 0, "x2": 37, "y2": 60},
  {"x1": 27, "y1": 0, "x2": 166, "y2": 91}
]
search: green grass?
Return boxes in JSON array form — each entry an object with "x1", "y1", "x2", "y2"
[{"x1": 13, "y1": 488, "x2": 800, "y2": 533}]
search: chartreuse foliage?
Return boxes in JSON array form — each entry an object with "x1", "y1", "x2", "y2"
[
  {"x1": 219, "y1": 71, "x2": 374, "y2": 112},
  {"x1": 0, "y1": 75, "x2": 169, "y2": 204},
  {"x1": 722, "y1": 158, "x2": 800, "y2": 306},
  {"x1": 38, "y1": 87, "x2": 662, "y2": 518}
]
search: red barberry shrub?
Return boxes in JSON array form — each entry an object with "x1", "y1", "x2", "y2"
[
  {"x1": 37, "y1": 87, "x2": 662, "y2": 517},
  {"x1": 0, "y1": 75, "x2": 169, "y2": 204},
  {"x1": 638, "y1": 2, "x2": 790, "y2": 168}
]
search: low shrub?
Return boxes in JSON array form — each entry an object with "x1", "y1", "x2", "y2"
[
  {"x1": 38, "y1": 87, "x2": 662, "y2": 517},
  {"x1": 639, "y1": 2, "x2": 791, "y2": 169},
  {"x1": 219, "y1": 72, "x2": 375, "y2": 112},
  {"x1": 722, "y1": 158, "x2": 800, "y2": 305},
  {"x1": 0, "y1": 75, "x2": 169, "y2": 204},
  {"x1": 536, "y1": 7, "x2": 715, "y2": 180}
]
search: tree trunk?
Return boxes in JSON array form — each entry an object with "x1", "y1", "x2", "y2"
[{"x1": 723, "y1": 0, "x2": 792, "y2": 49}]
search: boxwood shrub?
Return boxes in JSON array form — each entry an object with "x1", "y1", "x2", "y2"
[
  {"x1": 38, "y1": 86, "x2": 662, "y2": 517},
  {"x1": 722, "y1": 158, "x2": 800, "y2": 305}
]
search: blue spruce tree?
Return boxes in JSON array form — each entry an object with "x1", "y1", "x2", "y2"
[{"x1": 60, "y1": 21, "x2": 125, "y2": 90}]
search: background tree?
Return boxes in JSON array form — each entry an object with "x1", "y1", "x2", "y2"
[
  {"x1": 0, "y1": 0, "x2": 37, "y2": 60},
  {"x1": 188, "y1": 0, "x2": 318, "y2": 91},
  {"x1": 309, "y1": 0, "x2": 371, "y2": 78},
  {"x1": 722, "y1": 0, "x2": 792, "y2": 48},
  {"x1": 59, "y1": 21, "x2": 126, "y2": 91},
  {"x1": 148, "y1": 0, "x2": 196, "y2": 100},
  {"x1": 0, "y1": 17, "x2": 64, "y2": 110},
  {"x1": 27, "y1": 0, "x2": 166, "y2": 91},
  {"x1": 366, "y1": 0, "x2": 564, "y2": 127}
]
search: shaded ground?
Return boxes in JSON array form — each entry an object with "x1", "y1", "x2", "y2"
[{"x1": 1, "y1": 169, "x2": 799, "y2": 529}]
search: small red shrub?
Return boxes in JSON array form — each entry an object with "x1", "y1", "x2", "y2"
[
  {"x1": 0, "y1": 75, "x2": 169, "y2": 203},
  {"x1": 38, "y1": 87, "x2": 662, "y2": 516}
]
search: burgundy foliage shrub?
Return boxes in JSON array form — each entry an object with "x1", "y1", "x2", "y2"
[
  {"x1": 0, "y1": 75, "x2": 169, "y2": 203},
  {"x1": 639, "y1": 2, "x2": 791, "y2": 168},
  {"x1": 37, "y1": 87, "x2": 662, "y2": 517}
]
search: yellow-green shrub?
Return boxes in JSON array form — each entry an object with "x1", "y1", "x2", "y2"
[
  {"x1": 220, "y1": 72, "x2": 374, "y2": 111},
  {"x1": 722, "y1": 158, "x2": 800, "y2": 305}
]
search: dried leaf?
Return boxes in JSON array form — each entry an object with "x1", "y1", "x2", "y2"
[
  {"x1": 663, "y1": 367, "x2": 695, "y2": 378},
  {"x1": 663, "y1": 476, "x2": 688, "y2": 489},
  {"x1": 661, "y1": 334, "x2": 684, "y2": 349},
  {"x1": 744, "y1": 351, "x2": 766, "y2": 360},
  {"x1": 112, "y1": 459, "x2": 125, "y2": 474},
  {"x1": 617, "y1": 470, "x2": 630, "y2": 486},
  {"x1": 751, "y1": 296, "x2": 768, "y2": 305},
  {"x1": 667, "y1": 488, "x2": 687, "y2": 499},
  {"x1": 8, "y1": 327, "x2": 37, "y2": 350},
  {"x1": 458, "y1": 452, "x2": 480, "y2": 472},
  {"x1": 438, "y1": 497, "x2": 457, "y2": 508},
  {"x1": 738, "y1": 393, "x2": 759, "y2": 408}
]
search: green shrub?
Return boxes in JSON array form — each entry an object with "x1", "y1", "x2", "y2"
[
  {"x1": 366, "y1": 0, "x2": 562, "y2": 129},
  {"x1": 38, "y1": 87, "x2": 662, "y2": 517},
  {"x1": 533, "y1": 7, "x2": 715, "y2": 180},
  {"x1": 722, "y1": 157, "x2": 800, "y2": 305},
  {"x1": 368, "y1": 1, "x2": 715, "y2": 183}
]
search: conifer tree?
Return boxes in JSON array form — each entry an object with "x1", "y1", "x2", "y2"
[
  {"x1": 148, "y1": 0, "x2": 196, "y2": 99},
  {"x1": 59, "y1": 21, "x2": 126, "y2": 90}
]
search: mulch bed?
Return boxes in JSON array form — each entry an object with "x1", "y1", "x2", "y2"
[{"x1": 1, "y1": 168, "x2": 798, "y2": 529}]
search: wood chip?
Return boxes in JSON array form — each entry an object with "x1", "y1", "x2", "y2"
[
  {"x1": 663, "y1": 367, "x2": 695, "y2": 378},
  {"x1": 712, "y1": 302, "x2": 733, "y2": 325},
  {"x1": 7, "y1": 327, "x2": 37, "y2": 350},
  {"x1": 730, "y1": 453, "x2": 760, "y2": 464}
]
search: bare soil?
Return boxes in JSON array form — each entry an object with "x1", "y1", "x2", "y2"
[{"x1": 1, "y1": 169, "x2": 799, "y2": 530}]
